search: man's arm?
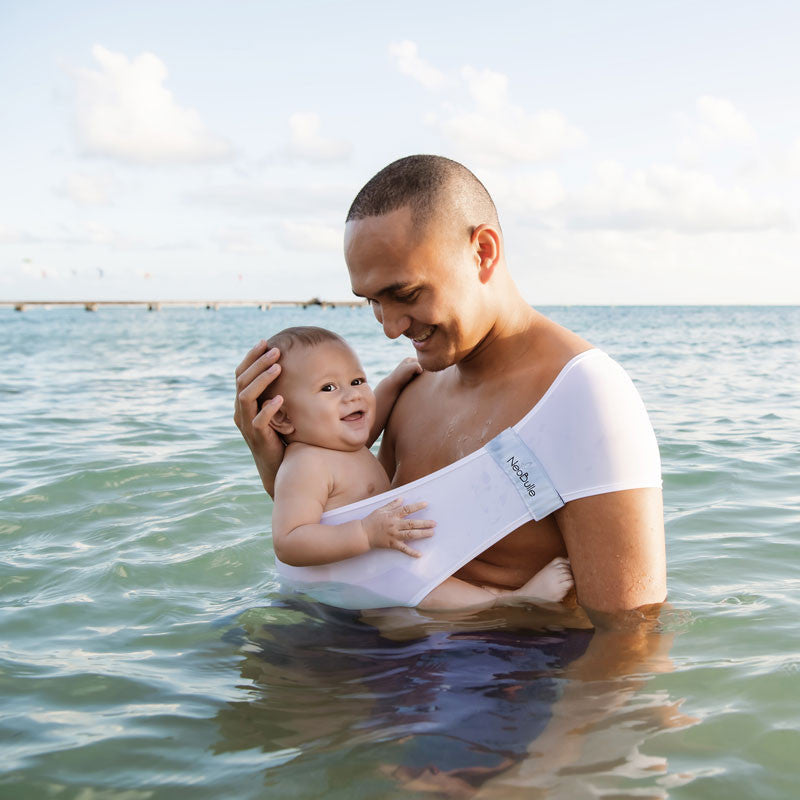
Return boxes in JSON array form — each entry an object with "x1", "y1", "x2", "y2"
[{"x1": 554, "y1": 487, "x2": 666, "y2": 618}]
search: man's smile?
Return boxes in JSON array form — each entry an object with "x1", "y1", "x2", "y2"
[{"x1": 407, "y1": 325, "x2": 436, "y2": 348}]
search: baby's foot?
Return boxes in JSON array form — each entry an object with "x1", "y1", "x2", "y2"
[{"x1": 513, "y1": 556, "x2": 574, "y2": 603}]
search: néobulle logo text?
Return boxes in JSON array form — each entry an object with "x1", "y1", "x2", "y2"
[{"x1": 506, "y1": 456, "x2": 536, "y2": 497}]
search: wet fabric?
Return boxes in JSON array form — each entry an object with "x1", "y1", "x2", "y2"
[{"x1": 277, "y1": 349, "x2": 662, "y2": 609}]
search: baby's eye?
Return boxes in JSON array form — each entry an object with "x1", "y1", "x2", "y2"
[
  {"x1": 351, "y1": 378, "x2": 365, "y2": 386},
  {"x1": 320, "y1": 383, "x2": 335, "y2": 392}
]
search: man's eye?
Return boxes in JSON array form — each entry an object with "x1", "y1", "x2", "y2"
[
  {"x1": 320, "y1": 384, "x2": 335, "y2": 392},
  {"x1": 395, "y1": 289, "x2": 421, "y2": 303}
]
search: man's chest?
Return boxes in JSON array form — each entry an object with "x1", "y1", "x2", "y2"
[{"x1": 391, "y1": 375, "x2": 547, "y2": 484}]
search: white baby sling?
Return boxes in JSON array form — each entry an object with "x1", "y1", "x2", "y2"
[{"x1": 275, "y1": 349, "x2": 662, "y2": 609}]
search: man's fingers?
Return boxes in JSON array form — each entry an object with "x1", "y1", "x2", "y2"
[
  {"x1": 236, "y1": 347, "x2": 281, "y2": 393},
  {"x1": 235, "y1": 341, "x2": 271, "y2": 379},
  {"x1": 252, "y1": 394, "x2": 283, "y2": 429},
  {"x1": 237, "y1": 364, "x2": 281, "y2": 413}
]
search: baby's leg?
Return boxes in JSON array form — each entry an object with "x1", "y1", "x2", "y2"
[
  {"x1": 417, "y1": 576, "x2": 499, "y2": 611},
  {"x1": 511, "y1": 556, "x2": 574, "y2": 603},
  {"x1": 417, "y1": 558, "x2": 573, "y2": 610}
]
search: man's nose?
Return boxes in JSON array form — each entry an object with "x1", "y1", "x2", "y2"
[{"x1": 375, "y1": 303, "x2": 410, "y2": 340}]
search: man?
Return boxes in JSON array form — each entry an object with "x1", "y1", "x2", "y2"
[{"x1": 235, "y1": 155, "x2": 666, "y2": 623}]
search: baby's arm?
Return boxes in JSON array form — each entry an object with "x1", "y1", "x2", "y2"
[
  {"x1": 369, "y1": 358, "x2": 422, "y2": 446},
  {"x1": 418, "y1": 558, "x2": 574, "y2": 611},
  {"x1": 272, "y1": 451, "x2": 435, "y2": 566}
]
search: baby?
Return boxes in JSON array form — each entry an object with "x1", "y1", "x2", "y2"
[{"x1": 261, "y1": 325, "x2": 573, "y2": 610}]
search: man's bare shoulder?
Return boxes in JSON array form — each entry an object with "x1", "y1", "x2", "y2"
[
  {"x1": 523, "y1": 314, "x2": 594, "y2": 379},
  {"x1": 386, "y1": 367, "x2": 445, "y2": 421}
]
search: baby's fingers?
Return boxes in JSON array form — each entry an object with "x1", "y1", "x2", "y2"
[
  {"x1": 397, "y1": 500, "x2": 428, "y2": 517},
  {"x1": 393, "y1": 541, "x2": 422, "y2": 558},
  {"x1": 378, "y1": 498, "x2": 428, "y2": 518},
  {"x1": 402, "y1": 517, "x2": 435, "y2": 529},
  {"x1": 403, "y1": 529, "x2": 434, "y2": 541}
]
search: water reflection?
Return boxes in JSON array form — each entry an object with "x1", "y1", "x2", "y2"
[{"x1": 217, "y1": 600, "x2": 695, "y2": 797}]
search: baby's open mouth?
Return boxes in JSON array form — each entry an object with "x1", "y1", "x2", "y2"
[{"x1": 341, "y1": 410, "x2": 366, "y2": 422}]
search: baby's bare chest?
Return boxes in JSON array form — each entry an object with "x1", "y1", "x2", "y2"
[{"x1": 324, "y1": 449, "x2": 391, "y2": 512}]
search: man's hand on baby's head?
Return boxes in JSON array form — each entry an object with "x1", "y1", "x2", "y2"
[{"x1": 362, "y1": 498, "x2": 435, "y2": 558}]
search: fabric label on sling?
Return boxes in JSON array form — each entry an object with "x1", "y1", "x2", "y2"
[{"x1": 485, "y1": 427, "x2": 565, "y2": 521}]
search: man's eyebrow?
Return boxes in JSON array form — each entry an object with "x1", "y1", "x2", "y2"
[{"x1": 351, "y1": 282, "x2": 414, "y2": 299}]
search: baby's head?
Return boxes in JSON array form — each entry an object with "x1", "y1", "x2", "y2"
[{"x1": 259, "y1": 326, "x2": 376, "y2": 452}]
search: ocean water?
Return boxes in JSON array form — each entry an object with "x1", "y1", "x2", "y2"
[{"x1": 1, "y1": 305, "x2": 798, "y2": 799}]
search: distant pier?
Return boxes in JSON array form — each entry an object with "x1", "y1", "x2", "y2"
[{"x1": 3, "y1": 299, "x2": 366, "y2": 312}]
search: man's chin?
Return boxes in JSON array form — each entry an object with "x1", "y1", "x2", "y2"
[{"x1": 417, "y1": 349, "x2": 454, "y2": 373}]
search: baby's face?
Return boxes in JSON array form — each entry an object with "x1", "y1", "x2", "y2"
[{"x1": 277, "y1": 340, "x2": 376, "y2": 451}]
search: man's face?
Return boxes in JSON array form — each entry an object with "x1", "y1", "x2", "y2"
[
  {"x1": 344, "y1": 206, "x2": 486, "y2": 372},
  {"x1": 275, "y1": 340, "x2": 376, "y2": 452}
]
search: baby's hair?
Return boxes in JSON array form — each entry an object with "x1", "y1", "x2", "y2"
[
  {"x1": 267, "y1": 325, "x2": 346, "y2": 354},
  {"x1": 257, "y1": 326, "x2": 347, "y2": 408}
]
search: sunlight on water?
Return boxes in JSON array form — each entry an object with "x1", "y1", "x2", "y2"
[{"x1": 1, "y1": 305, "x2": 799, "y2": 798}]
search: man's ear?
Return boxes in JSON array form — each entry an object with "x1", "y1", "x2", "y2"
[
  {"x1": 472, "y1": 224, "x2": 501, "y2": 284},
  {"x1": 269, "y1": 407, "x2": 295, "y2": 436}
]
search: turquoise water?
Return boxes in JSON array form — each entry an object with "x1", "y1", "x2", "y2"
[{"x1": 1, "y1": 305, "x2": 799, "y2": 798}]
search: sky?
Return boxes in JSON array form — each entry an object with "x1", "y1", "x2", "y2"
[{"x1": 1, "y1": 0, "x2": 799, "y2": 305}]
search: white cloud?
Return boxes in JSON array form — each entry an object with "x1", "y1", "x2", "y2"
[
  {"x1": 278, "y1": 221, "x2": 342, "y2": 252},
  {"x1": 431, "y1": 66, "x2": 586, "y2": 165},
  {"x1": 287, "y1": 112, "x2": 352, "y2": 162},
  {"x1": 72, "y1": 45, "x2": 232, "y2": 164},
  {"x1": 0, "y1": 224, "x2": 35, "y2": 244},
  {"x1": 485, "y1": 170, "x2": 567, "y2": 216},
  {"x1": 84, "y1": 221, "x2": 118, "y2": 245},
  {"x1": 57, "y1": 172, "x2": 117, "y2": 206},
  {"x1": 784, "y1": 137, "x2": 800, "y2": 174},
  {"x1": 388, "y1": 41, "x2": 446, "y2": 90},
  {"x1": 510, "y1": 227, "x2": 800, "y2": 305},
  {"x1": 213, "y1": 228, "x2": 266, "y2": 254},
  {"x1": 678, "y1": 96, "x2": 755, "y2": 162},
  {"x1": 183, "y1": 182, "x2": 351, "y2": 215},
  {"x1": 696, "y1": 96, "x2": 755, "y2": 144},
  {"x1": 566, "y1": 161, "x2": 788, "y2": 233}
]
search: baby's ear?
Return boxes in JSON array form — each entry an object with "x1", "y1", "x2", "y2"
[{"x1": 268, "y1": 407, "x2": 295, "y2": 436}]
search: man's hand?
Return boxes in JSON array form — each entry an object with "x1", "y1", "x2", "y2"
[
  {"x1": 361, "y1": 498, "x2": 435, "y2": 557},
  {"x1": 233, "y1": 340, "x2": 286, "y2": 498}
]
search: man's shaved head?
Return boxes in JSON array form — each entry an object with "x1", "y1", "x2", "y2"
[{"x1": 346, "y1": 155, "x2": 500, "y2": 237}]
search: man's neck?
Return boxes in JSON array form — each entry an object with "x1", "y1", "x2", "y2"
[{"x1": 455, "y1": 296, "x2": 542, "y2": 386}]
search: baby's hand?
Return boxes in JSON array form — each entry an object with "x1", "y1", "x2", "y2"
[
  {"x1": 389, "y1": 357, "x2": 422, "y2": 389},
  {"x1": 362, "y1": 498, "x2": 435, "y2": 557}
]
